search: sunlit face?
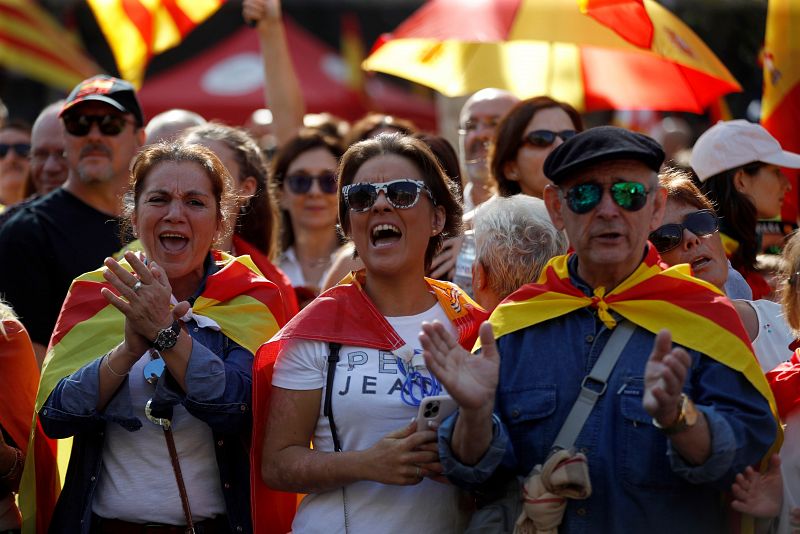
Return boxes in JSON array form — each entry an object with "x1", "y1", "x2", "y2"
[
  {"x1": 459, "y1": 96, "x2": 516, "y2": 184},
  {"x1": 545, "y1": 159, "x2": 665, "y2": 288},
  {"x1": 346, "y1": 154, "x2": 445, "y2": 279},
  {"x1": 133, "y1": 161, "x2": 221, "y2": 287},
  {"x1": 738, "y1": 164, "x2": 791, "y2": 219},
  {"x1": 30, "y1": 111, "x2": 67, "y2": 195},
  {"x1": 63, "y1": 101, "x2": 142, "y2": 186},
  {"x1": 281, "y1": 147, "x2": 339, "y2": 233},
  {"x1": 0, "y1": 127, "x2": 31, "y2": 205},
  {"x1": 506, "y1": 107, "x2": 576, "y2": 198},
  {"x1": 658, "y1": 200, "x2": 728, "y2": 290}
]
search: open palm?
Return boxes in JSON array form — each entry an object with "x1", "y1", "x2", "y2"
[{"x1": 420, "y1": 321, "x2": 499, "y2": 412}]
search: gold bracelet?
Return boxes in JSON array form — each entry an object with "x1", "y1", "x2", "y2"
[{"x1": 104, "y1": 353, "x2": 128, "y2": 378}]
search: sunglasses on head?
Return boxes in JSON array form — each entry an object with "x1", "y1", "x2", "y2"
[
  {"x1": 342, "y1": 179, "x2": 433, "y2": 212},
  {"x1": 562, "y1": 181, "x2": 651, "y2": 214},
  {"x1": 523, "y1": 129, "x2": 578, "y2": 148},
  {"x1": 62, "y1": 113, "x2": 132, "y2": 137},
  {"x1": 0, "y1": 143, "x2": 31, "y2": 158},
  {"x1": 285, "y1": 171, "x2": 338, "y2": 195},
  {"x1": 648, "y1": 209, "x2": 719, "y2": 253}
]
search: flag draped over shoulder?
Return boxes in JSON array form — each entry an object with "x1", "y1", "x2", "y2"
[
  {"x1": 761, "y1": 0, "x2": 800, "y2": 222},
  {"x1": 0, "y1": 0, "x2": 98, "y2": 90},
  {"x1": 19, "y1": 250, "x2": 284, "y2": 534},
  {"x1": 87, "y1": 0, "x2": 223, "y2": 87},
  {"x1": 251, "y1": 270, "x2": 488, "y2": 533},
  {"x1": 0, "y1": 319, "x2": 57, "y2": 534},
  {"x1": 480, "y1": 246, "x2": 782, "y2": 459}
]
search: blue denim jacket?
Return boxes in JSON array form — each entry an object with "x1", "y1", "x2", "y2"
[
  {"x1": 39, "y1": 323, "x2": 254, "y2": 534},
  {"x1": 439, "y1": 256, "x2": 777, "y2": 533}
]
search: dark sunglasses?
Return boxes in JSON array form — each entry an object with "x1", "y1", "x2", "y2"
[
  {"x1": 649, "y1": 209, "x2": 719, "y2": 253},
  {"x1": 286, "y1": 171, "x2": 337, "y2": 195},
  {"x1": 342, "y1": 179, "x2": 433, "y2": 212},
  {"x1": 523, "y1": 129, "x2": 578, "y2": 148},
  {"x1": 62, "y1": 113, "x2": 132, "y2": 137},
  {"x1": 0, "y1": 143, "x2": 31, "y2": 158},
  {"x1": 562, "y1": 181, "x2": 651, "y2": 214}
]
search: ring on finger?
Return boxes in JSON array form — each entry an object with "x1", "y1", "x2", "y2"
[{"x1": 132, "y1": 280, "x2": 143, "y2": 292}]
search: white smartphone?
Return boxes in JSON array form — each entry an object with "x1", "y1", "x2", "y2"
[{"x1": 416, "y1": 395, "x2": 458, "y2": 432}]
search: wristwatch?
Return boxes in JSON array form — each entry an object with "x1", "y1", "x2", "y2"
[
  {"x1": 151, "y1": 319, "x2": 181, "y2": 351},
  {"x1": 652, "y1": 393, "x2": 699, "y2": 435}
]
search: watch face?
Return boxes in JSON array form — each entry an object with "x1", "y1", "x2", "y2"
[{"x1": 153, "y1": 321, "x2": 180, "y2": 351}]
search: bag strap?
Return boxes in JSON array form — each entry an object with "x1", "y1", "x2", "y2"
[
  {"x1": 145, "y1": 399, "x2": 195, "y2": 533},
  {"x1": 324, "y1": 342, "x2": 343, "y2": 452},
  {"x1": 550, "y1": 321, "x2": 636, "y2": 452}
]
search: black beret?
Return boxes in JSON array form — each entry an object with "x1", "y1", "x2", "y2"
[{"x1": 543, "y1": 126, "x2": 665, "y2": 184}]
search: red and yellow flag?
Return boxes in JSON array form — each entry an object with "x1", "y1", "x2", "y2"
[
  {"x1": 481, "y1": 246, "x2": 782, "y2": 459},
  {"x1": 87, "y1": 0, "x2": 224, "y2": 87},
  {"x1": 19, "y1": 251, "x2": 285, "y2": 534},
  {"x1": 0, "y1": 0, "x2": 99, "y2": 91},
  {"x1": 251, "y1": 270, "x2": 488, "y2": 534},
  {"x1": 761, "y1": 0, "x2": 800, "y2": 223},
  {"x1": 766, "y1": 351, "x2": 800, "y2": 420}
]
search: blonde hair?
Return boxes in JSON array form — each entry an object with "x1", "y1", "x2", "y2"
[
  {"x1": 780, "y1": 231, "x2": 800, "y2": 334},
  {"x1": 0, "y1": 299, "x2": 19, "y2": 339}
]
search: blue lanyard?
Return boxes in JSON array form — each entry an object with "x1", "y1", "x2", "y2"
[{"x1": 396, "y1": 350, "x2": 441, "y2": 407}]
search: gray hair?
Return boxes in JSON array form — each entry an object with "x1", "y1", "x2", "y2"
[{"x1": 473, "y1": 195, "x2": 568, "y2": 299}]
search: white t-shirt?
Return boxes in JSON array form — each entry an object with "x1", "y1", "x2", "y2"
[
  {"x1": 92, "y1": 351, "x2": 226, "y2": 524},
  {"x1": 272, "y1": 303, "x2": 469, "y2": 534},
  {"x1": 278, "y1": 247, "x2": 334, "y2": 290},
  {"x1": 743, "y1": 299, "x2": 794, "y2": 372}
]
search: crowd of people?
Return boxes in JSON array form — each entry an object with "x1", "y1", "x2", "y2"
[{"x1": 1, "y1": 1, "x2": 800, "y2": 533}]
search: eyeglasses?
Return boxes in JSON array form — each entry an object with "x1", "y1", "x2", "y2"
[
  {"x1": 62, "y1": 113, "x2": 132, "y2": 137},
  {"x1": 0, "y1": 143, "x2": 31, "y2": 158},
  {"x1": 285, "y1": 171, "x2": 338, "y2": 195},
  {"x1": 648, "y1": 209, "x2": 719, "y2": 253},
  {"x1": 522, "y1": 130, "x2": 578, "y2": 148},
  {"x1": 562, "y1": 181, "x2": 651, "y2": 214},
  {"x1": 342, "y1": 179, "x2": 433, "y2": 212},
  {"x1": 458, "y1": 116, "x2": 501, "y2": 135}
]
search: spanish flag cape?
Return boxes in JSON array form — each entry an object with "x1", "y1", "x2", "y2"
[
  {"x1": 19, "y1": 251, "x2": 288, "y2": 534},
  {"x1": 0, "y1": 319, "x2": 57, "y2": 533},
  {"x1": 251, "y1": 270, "x2": 488, "y2": 533},
  {"x1": 766, "y1": 350, "x2": 800, "y2": 420},
  {"x1": 479, "y1": 246, "x2": 783, "y2": 472}
]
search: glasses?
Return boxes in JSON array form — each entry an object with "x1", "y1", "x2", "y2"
[
  {"x1": 522, "y1": 130, "x2": 578, "y2": 148},
  {"x1": 286, "y1": 171, "x2": 337, "y2": 195},
  {"x1": 562, "y1": 181, "x2": 651, "y2": 214},
  {"x1": 0, "y1": 143, "x2": 31, "y2": 158},
  {"x1": 458, "y1": 116, "x2": 501, "y2": 135},
  {"x1": 342, "y1": 179, "x2": 433, "y2": 212},
  {"x1": 62, "y1": 113, "x2": 132, "y2": 137},
  {"x1": 649, "y1": 209, "x2": 719, "y2": 253}
]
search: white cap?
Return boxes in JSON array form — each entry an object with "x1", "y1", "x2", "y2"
[{"x1": 691, "y1": 119, "x2": 800, "y2": 181}]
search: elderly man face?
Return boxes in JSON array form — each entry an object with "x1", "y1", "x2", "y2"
[
  {"x1": 544, "y1": 159, "x2": 666, "y2": 289},
  {"x1": 30, "y1": 107, "x2": 67, "y2": 195}
]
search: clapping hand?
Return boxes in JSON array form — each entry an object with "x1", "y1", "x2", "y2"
[
  {"x1": 730, "y1": 454, "x2": 783, "y2": 519},
  {"x1": 643, "y1": 329, "x2": 691, "y2": 427}
]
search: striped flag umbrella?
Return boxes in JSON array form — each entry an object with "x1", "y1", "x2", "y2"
[{"x1": 362, "y1": 0, "x2": 740, "y2": 113}]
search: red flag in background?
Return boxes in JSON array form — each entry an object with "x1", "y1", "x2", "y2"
[
  {"x1": 578, "y1": 0, "x2": 653, "y2": 48},
  {"x1": 761, "y1": 0, "x2": 800, "y2": 224},
  {"x1": 87, "y1": 0, "x2": 224, "y2": 87},
  {"x1": 0, "y1": 0, "x2": 99, "y2": 91},
  {"x1": 340, "y1": 12, "x2": 366, "y2": 94}
]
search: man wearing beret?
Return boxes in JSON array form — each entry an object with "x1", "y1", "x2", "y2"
[{"x1": 421, "y1": 126, "x2": 780, "y2": 532}]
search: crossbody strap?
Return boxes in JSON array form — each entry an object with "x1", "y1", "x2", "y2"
[
  {"x1": 324, "y1": 342, "x2": 343, "y2": 452},
  {"x1": 551, "y1": 321, "x2": 636, "y2": 452}
]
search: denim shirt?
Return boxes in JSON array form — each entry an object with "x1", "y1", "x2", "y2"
[
  {"x1": 439, "y1": 255, "x2": 777, "y2": 534},
  {"x1": 39, "y1": 257, "x2": 255, "y2": 534}
]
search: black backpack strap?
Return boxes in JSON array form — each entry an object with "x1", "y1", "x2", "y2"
[{"x1": 324, "y1": 342, "x2": 343, "y2": 452}]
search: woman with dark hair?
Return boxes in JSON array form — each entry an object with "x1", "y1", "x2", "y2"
[
  {"x1": 343, "y1": 112, "x2": 417, "y2": 148},
  {"x1": 691, "y1": 120, "x2": 800, "y2": 299},
  {"x1": 36, "y1": 142, "x2": 291, "y2": 533},
  {"x1": 489, "y1": 96, "x2": 583, "y2": 199},
  {"x1": 183, "y1": 123, "x2": 299, "y2": 317},
  {"x1": 252, "y1": 133, "x2": 487, "y2": 533},
  {"x1": 271, "y1": 129, "x2": 345, "y2": 305}
]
